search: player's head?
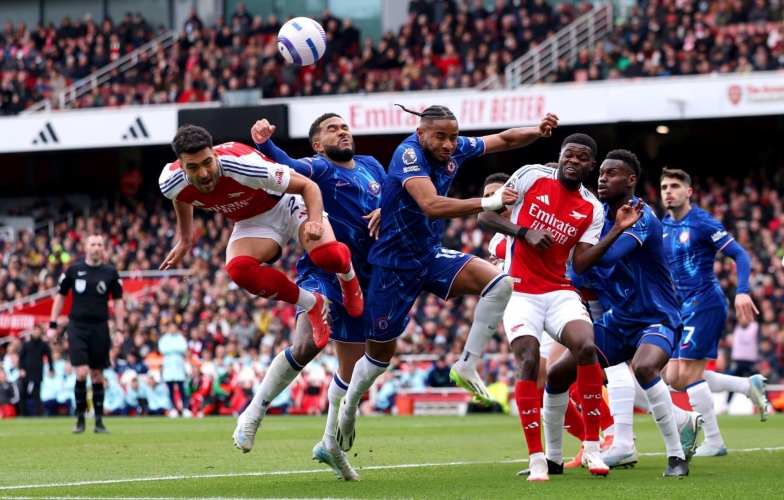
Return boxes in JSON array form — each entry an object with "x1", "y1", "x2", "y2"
[
  {"x1": 597, "y1": 149, "x2": 640, "y2": 203},
  {"x1": 85, "y1": 233, "x2": 105, "y2": 263},
  {"x1": 171, "y1": 125, "x2": 219, "y2": 194},
  {"x1": 660, "y1": 167, "x2": 693, "y2": 210},
  {"x1": 397, "y1": 104, "x2": 458, "y2": 164},
  {"x1": 558, "y1": 134, "x2": 597, "y2": 185},
  {"x1": 483, "y1": 173, "x2": 510, "y2": 198},
  {"x1": 308, "y1": 113, "x2": 355, "y2": 162}
]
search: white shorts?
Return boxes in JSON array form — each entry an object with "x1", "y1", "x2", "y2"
[
  {"x1": 502, "y1": 290, "x2": 592, "y2": 347},
  {"x1": 229, "y1": 194, "x2": 310, "y2": 249}
]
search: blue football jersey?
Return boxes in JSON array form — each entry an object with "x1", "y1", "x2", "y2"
[
  {"x1": 582, "y1": 199, "x2": 682, "y2": 329},
  {"x1": 369, "y1": 133, "x2": 485, "y2": 269},
  {"x1": 662, "y1": 207, "x2": 733, "y2": 310},
  {"x1": 290, "y1": 154, "x2": 387, "y2": 289}
]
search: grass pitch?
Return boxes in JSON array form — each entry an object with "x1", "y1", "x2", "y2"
[{"x1": 0, "y1": 414, "x2": 782, "y2": 499}]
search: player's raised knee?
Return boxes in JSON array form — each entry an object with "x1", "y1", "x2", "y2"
[
  {"x1": 309, "y1": 241, "x2": 352, "y2": 274},
  {"x1": 226, "y1": 256, "x2": 263, "y2": 294},
  {"x1": 483, "y1": 274, "x2": 513, "y2": 301}
]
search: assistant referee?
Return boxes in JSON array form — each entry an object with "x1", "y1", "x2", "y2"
[{"x1": 47, "y1": 234, "x2": 125, "y2": 434}]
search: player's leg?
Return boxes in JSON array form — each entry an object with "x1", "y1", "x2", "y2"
[
  {"x1": 314, "y1": 338, "x2": 364, "y2": 481},
  {"x1": 444, "y1": 256, "x2": 513, "y2": 405},
  {"x1": 501, "y1": 292, "x2": 552, "y2": 481},
  {"x1": 282, "y1": 194, "x2": 362, "y2": 318},
  {"x1": 546, "y1": 342, "x2": 587, "y2": 468},
  {"x1": 235, "y1": 309, "x2": 322, "y2": 453},
  {"x1": 337, "y1": 265, "x2": 420, "y2": 452},
  {"x1": 702, "y1": 370, "x2": 768, "y2": 420},
  {"x1": 602, "y1": 362, "x2": 638, "y2": 467},
  {"x1": 226, "y1": 211, "x2": 330, "y2": 347},
  {"x1": 630, "y1": 326, "x2": 693, "y2": 476},
  {"x1": 547, "y1": 293, "x2": 608, "y2": 476}
]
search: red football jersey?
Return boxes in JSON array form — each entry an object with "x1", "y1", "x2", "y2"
[
  {"x1": 158, "y1": 142, "x2": 291, "y2": 222},
  {"x1": 502, "y1": 165, "x2": 603, "y2": 295}
]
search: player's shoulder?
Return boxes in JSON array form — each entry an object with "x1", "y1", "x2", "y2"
[
  {"x1": 690, "y1": 206, "x2": 719, "y2": 223},
  {"x1": 213, "y1": 141, "x2": 262, "y2": 158},
  {"x1": 393, "y1": 135, "x2": 423, "y2": 162},
  {"x1": 639, "y1": 204, "x2": 663, "y2": 229},
  {"x1": 508, "y1": 164, "x2": 555, "y2": 187},
  {"x1": 355, "y1": 155, "x2": 385, "y2": 170},
  {"x1": 159, "y1": 161, "x2": 188, "y2": 199}
]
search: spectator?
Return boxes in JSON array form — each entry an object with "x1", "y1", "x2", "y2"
[
  {"x1": 360, "y1": 369, "x2": 398, "y2": 415},
  {"x1": 730, "y1": 318, "x2": 760, "y2": 378},
  {"x1": 139, "y1": 374, "x2": 171, "y2": 415},
  {"x1": 399, "y1": 362, "x2": 428, "y2": 390},
  {"x1": 426, "y1": 356, "x2": 452, "y2": 388},
  {"x1": 18, "y1": 325, "x2": 53, "y2": 416},
  {"x1": 159, "y1": 322, "x2": 189, "y2": 417},
  {"x1": 0, "y1": 370, "x2": 20, "y2": 418}
]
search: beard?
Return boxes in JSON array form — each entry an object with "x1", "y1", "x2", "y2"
[
  {"x1": 422, "y1": 146, "x2": 448, "y2": 164},
  {"x1": 323, "y1": 142, "x2": 355, "y2": 162}
]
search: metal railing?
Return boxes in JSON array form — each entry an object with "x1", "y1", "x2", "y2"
[
  {"x1": 32, "y1": 198, "x2": 108, "y2": 239},
  {"x1": 23, "y1": 29, "x2": 179, "y2": 114},
  {"x1": 478, "y1": 3, "x2": 614, "y2": 90}
]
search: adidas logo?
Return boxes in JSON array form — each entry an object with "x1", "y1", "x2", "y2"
[
  {"x1": 32, "y1": 122, "x2": 59, "y2": 145},
  {"x1": 536, "y1": 194, "x2": 550, "y2": 205},
  {"x1": 192, "y1": 200, "x2": 204, "y2": 206},
  {"x1": 122, "y1": 117, "x2": 150, "y2": 140}
]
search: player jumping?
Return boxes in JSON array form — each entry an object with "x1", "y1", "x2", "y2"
[
  {"x1": 546, "y1": 150, "x2": 698, "y2": 477},
  {"x1": 660, "y1": 168, "x2": 767, "y2": 456},
  {"x1": 479, "y1": 135, "x2": 638, "y2": 481},
  {"x1": 335, "y1": 105, "x2": 559, "y2": 457},
  {"x1": 231, "y1": 115, "x2": 386, "y2": 481},
  {"x1": 158, "y1": 125, "x2": 363, "y2": 406}
]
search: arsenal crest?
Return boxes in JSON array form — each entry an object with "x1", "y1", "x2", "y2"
[{"x1": 728, "y1": 85, "x2": 742, "y2": 106}]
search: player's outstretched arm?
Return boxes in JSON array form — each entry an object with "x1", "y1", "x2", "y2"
[
  {"x1": 480, "y1": 113, "x2": 559, "y2": 155},
  {"x1": 285, "y1": 171, "x2": 325, "y2": 242},
  {"x1": 160, "y1": 200, "x2": 194, "y2": 270},
  {"x1": 251, "y1": 119, "x2": 310, "y2": 172},
  {"x1": 405, "y1": 177, "x2": 518, "y2": 219},
  {"x1": 572, "y1": 199, "x2": 644, "y2": 274}
]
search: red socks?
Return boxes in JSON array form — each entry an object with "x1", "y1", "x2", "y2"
[
  {"x1": 515, "y1": 380, "x2": 543, "y2": 455},
  {"x1": 226, "y1": 256, "x2": 300, "y2": 304},
  {"x1": 577, "y1": 363, "x2": 604, "y2": 442},
  {"x1": 309, "y1": 241, "x2": 351, "y2": 274}
]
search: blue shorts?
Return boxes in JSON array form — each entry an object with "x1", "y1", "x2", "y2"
[
  {"x1": 296, "y1": 271, "x2": 366, "y2": 344},
  {"x1": 366, "y1": 248, "x2": 476, "y2": 342},
  {"x1": 674, "y1": 305, "x2": 727, "y2": 360},
  {"x1": 593, "y1": 311, "x2": 682, "y2": 368}
]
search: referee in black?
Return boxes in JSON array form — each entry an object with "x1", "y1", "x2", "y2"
[{"x1": 47, "y1": 234, "x2": 125, "y2": 433}]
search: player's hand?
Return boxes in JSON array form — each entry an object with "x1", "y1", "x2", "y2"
[
  {"x1": 46, "y1": 327, "x2": 58, "y2": 342},
  {"x1": 160, "y1": 239, "x2": 192, "y2": 270},
  {"x1": 302, "y1": 220, "x2": 325, "y2": 243},
  {"x1": 19, "y1": 369, "x2": 26, "y2": 379},
  {"x1": 734, "y1": 293, "x2": 759, "y2": 324},
  {"x1": 614, "y1": 199, "x2": 644, "y2": 231},
  {"x1": 363, "y1": 209, "x2": 382, "y2": 239},
  {"x1": 251, "y1": 119, "x2": 276, "y2": 144},
  {"x1": 500, "y1": 188, "x2": 519, "y2": 206},
  {"x1": 524, "y1": 228, "x2": 555, "y2": 252},
  {"x1": 538, "y1": 112, "x2": 559, "y2": 137}
]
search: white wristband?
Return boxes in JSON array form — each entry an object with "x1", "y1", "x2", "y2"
[{"x1": 481, "y1": 189, "x2": 506, "y2": 211}]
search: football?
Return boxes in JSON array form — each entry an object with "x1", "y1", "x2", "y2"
[{"x1": 277, "y1": 17, "x2": 327, "y2": 66}]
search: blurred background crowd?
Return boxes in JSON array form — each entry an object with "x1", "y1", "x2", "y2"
[{"x1": 4, "y1": 0, "x2": 784, "y2": 114}]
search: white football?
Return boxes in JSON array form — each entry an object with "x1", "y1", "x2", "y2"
[{"x1": 277, "y1": 17, "x2": 327, "y2": 66}]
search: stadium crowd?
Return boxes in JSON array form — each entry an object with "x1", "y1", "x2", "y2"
[
  {"x1": 4, "y1": 0, "x2": 784, "y2": 114},
  {"x1": 1, "y1": 164, "x2": 783, "y2": 418},
  {"x1": 0, "y1": 1, "x2": 590, "y2": 114}
]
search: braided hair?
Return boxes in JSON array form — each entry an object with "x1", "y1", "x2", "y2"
[{"x1": 395, "y1": 104, "x2": 457, "y2": 125}]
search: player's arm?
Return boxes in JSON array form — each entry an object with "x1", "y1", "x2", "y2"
[
  {"x1": 720, "y1": 240, "x2": 758, "y2": 322},
  {"x1": 405, "y1": 177, "x2": 518, "y2": 219},
  {"x1": 480, "y1": 113, "x2": 559, "y2": 155},
  {"x1": 284, "y1": 171, "x2": 326, "y2": 242},
  {"x1": 251, "y1": 119, "x2": 313, "y2": 175},
  {"x1": 572, "y1": 200, "x2": 644, "y2": 275},
  {"x1": 160, "y1": 200, "x2": 194, "y2": 270}
]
